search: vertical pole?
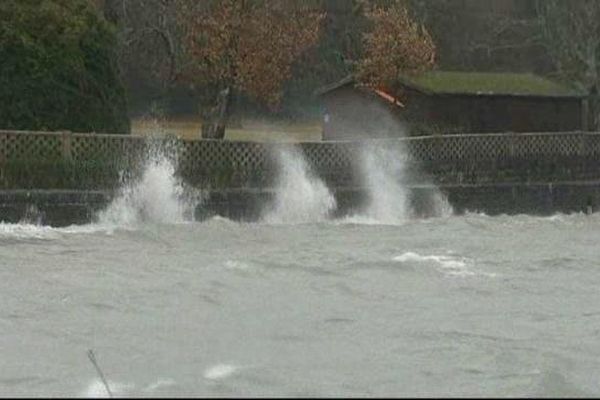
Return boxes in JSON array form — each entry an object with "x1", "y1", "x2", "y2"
[
  {"x1": 87, "y1": 349, "x2": 113, "y2": 398},
  {"x1": 588, "y1": 84, "x2": 599, "y2": 132},
  {"x1": 582, "y1": 96, "x2": 589, "y2": 131},
  {"x1": 508, "y1": 132, "x2": 516, "y2": 159},
  {"x1": 62, "y1": 131, "x2": 72, "y2": 161}
]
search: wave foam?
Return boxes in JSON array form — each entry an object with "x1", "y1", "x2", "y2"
[
  {"x1": 203, "y1": 364, "x2": 239, "y2": 380},
  {"x1": 394, "y1": 251, "x2": 476, "y2": 277},
  {"x1": 224, "y1": 260, "x2": 253, "y2": 271},
  {"x1": 0, "y1": 222, "x2": 58, "y2": 240},
  {"x1": 144, "y1": 378, "x2": 176, "y2": 392},
  {"x1": 0, "y1": 222, "x2": 119, "y2": 240}
]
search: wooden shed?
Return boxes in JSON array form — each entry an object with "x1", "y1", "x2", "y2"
[{"x1": 316, "y1": 71, "x2": 587, "y2": 140}]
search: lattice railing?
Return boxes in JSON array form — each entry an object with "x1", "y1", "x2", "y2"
[
  {"x1": 1, "y1": 130, "x2": 600, "y2": 189},
  {"x1": 1, "y1": 129, "x2": 599, "y2": 165},
  {"x1": 70, "y1": 133, "x2": 147, "y2": 163},
  {"x1": 0, "y1": 131, "x2": 63, "y2": 161}
]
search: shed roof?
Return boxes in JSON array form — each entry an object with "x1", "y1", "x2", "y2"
[
  {"x1": 401, "y1": 71, "x2": 585, "y2": 98},
  {"x1": 316, "y1": 71, "x2": 586, "y2": 99},
  {"x1": 313, "y1": 75, "x2": 355, "y2": 96}
]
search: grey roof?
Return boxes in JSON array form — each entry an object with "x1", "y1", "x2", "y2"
[{"x1": 313, "y1": 75, "x2": 355, "y2": 97}]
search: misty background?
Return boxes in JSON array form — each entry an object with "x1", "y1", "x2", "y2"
[{"x1": 95, "y1": 0, "x2": 589, "y2": 121}]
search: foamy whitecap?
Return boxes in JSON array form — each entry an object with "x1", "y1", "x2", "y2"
[
  {"x1": 0, "y1": 222, "x2": 123, "y2": 240},
  {"x1": 203, "y1": 364, "x2": 239, "y2": 380},
  {"x1": 0, "y1": 223, "x2": 59, "y2": 239},
  {"x1": 394, "y1": 251, "x2": 475, "y2": 277},
  {"x1": 224, "y1": 260, "x2": 252, "y2": 271},
  {"x1": 335, "y1": 214, "x2": 408, "y2": 226},
  {"x1": 144, "y1": 378, "x2": 176, "y2": 392},
  {"x1": 207, "y1": 215, "x2": 237, "y2": 225}
]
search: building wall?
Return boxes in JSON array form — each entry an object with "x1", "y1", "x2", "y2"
[
  {"x1": 321, "y1": 86, "x2": 583, "y2": 137},
  {"x1": 321, "y1": 87, "x2": 406, "y2": 140},
  {"x1": 416, "y1": 94, "x2": 583, "y2": 133}
]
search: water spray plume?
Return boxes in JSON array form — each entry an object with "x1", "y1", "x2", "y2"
[
  {"x1": 360, "y1": 142, "x2": 411, "y2": 224},
  {"x1": 262, "y1": 146, "x2": 336, "y2": 224},
  {"x1": 356, "y1": 141, "x2": 453, "y2": 223},
  {"x1": 98, "y1": 136, "x2": 201, "y2": 226},
  {"x1": 431, "y1": 190, "x2": 454, "y2": 218}
]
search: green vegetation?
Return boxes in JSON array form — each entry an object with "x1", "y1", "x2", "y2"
[
  {"x1": 0, "y1": 0, "x2": 129, "y2": 133},
  {"x1": 401, "y1": 71, "x2": 582, "y2": 96},
  {"x1": 404, "y1": 71, "x2": 585, "y2": 97}
]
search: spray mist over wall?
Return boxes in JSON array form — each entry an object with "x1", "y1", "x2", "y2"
[
  {"x1": 262, "y1": 146, "x2": 336, "y2": 224},
  {"x1": 357, "y1": 142, "x2": 454, "y2": 223},
  {"x1": 342, "y1": 96, "x2": 453, "y2": 223},
  {"x1": 359, "y1": 142, "x2": 411, "y2": 224},
  {"x1": 430, "y1": 190, "x2": 454, "y2": 218},
  {"x1": 98, "y1": 138, "x2": 201, "y2": 226}
]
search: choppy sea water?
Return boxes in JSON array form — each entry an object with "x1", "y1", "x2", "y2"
[{"x1": 2, "y1": 212, "x2": 600, "y2": 397}]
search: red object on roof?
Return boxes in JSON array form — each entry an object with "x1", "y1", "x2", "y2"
[{"x1": 372, "y1": 88, "x2": 405, "y2": 108}]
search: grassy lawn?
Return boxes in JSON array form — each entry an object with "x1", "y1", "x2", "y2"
[{"x1": 131, "y1": 115, "x2": 323, "y2": 142}]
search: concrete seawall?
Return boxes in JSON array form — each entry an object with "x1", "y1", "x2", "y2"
[
  {"x1": 0, "y1": 190, "x2": 111, "y2": 226},
  {"x1": 2, "y1": 181, "x2": 597, "y2": 226},
  {"x1": 168, "y1": 182, "x2": 600, "y2": 221},
  {"x1": 2, "y1": 130, "x2": 600, "y2": 225}
]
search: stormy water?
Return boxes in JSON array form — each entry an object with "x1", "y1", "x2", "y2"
[{"x1": 2, "y1": 144, "x2": 600, "y2": 397}]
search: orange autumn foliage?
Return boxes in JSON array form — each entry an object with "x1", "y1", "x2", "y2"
[
  {"x1": 357, "y1": 0, "x2": 436, "y2": 91},
  {"x1": 177, "y1": 0, "x2": 324, "y2": 109}
]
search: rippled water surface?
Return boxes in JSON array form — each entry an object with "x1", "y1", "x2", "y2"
[{"x1": 2, "y1": 212, "x2": 600, "y2": 397}]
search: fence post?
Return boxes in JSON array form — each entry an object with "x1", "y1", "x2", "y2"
[
  {"x1": 508, "y1": 132, "x2": 516, "y2": 159},
  {"x1": 62, "y1": 131, "x2": 72, "y2": 161},
  {"x1": 0, "y1": 132, "x2": 5, "y2": 186},
  {"x1": 0, "y1": 131, "x2": 5, "y2": 164},
  {"x1": 578, "y1": 132, "x2": 587, "y2": 157},
  {"x1": 582, "y1": 97, "x2": 590, "y2": 131}
]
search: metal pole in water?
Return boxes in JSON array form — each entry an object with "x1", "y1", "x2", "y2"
[{"x1": 87, "y1": 349, "x2": 113, "y2": 398}]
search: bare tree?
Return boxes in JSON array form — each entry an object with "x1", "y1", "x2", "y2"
[
  {"x1": 536, "y1": 0, "x2": 600, "y2": 90},
  {"x1": 536, "y1": 0, "x2": 600, "y2": 129},
  {"x1": 93, "y1": 0, "x2": 181, "y2": 117},
  {"x1": 405, "y1": 0, "x2": 547, "y2": 73}
]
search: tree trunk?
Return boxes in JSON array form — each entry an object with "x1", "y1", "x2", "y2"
[
  {"x1": 102, "y1": 0, "x2": 121, "y2": 24},
  {"x1": 226, "y1": 90, "x2": 244, "y2": 129},
  {"x1": 201, "y1": 87, "x2": 231, "y2": 139}
]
